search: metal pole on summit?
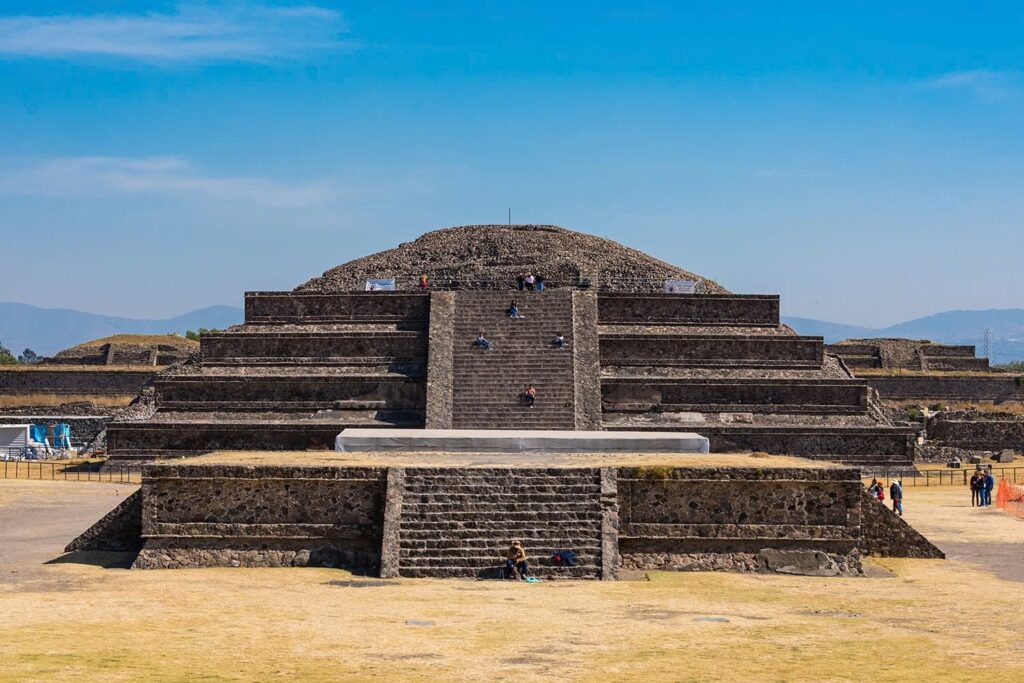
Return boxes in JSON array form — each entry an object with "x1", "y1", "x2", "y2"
[{"x1": 508, "y1": 208, "x2": 511, "y2": 225}]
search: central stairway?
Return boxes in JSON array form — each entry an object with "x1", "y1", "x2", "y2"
[
  {"x1": 397, "y1": 468, "x2": 605, "y2": 579},
  {"x1": 451, "y1": 291, "x2": 576, "y2": 430}
]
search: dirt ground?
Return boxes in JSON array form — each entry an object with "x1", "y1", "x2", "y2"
[{"x1": 1, "y1": 480, "x2": 1022, "y2": 682}]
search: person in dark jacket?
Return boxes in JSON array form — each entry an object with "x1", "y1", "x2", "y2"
[
  {"x1": 890, "y1": 480, "x2": 903, "y2": 516},
  {"x1": 970, "y1": 471, "x2": 983, "y2": 507}
]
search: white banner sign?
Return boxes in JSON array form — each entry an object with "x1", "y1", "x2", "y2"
[
  {"x1": 663, "y1": 279, "x2": 700, "y2": 294},
  {"x1": 365, "y1": 278, "x2": 396, "y2": 291}
]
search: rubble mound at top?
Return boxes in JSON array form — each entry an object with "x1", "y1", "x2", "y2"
[{"x1": 296, "y1": 224, "x2": 728, "y2": 293}]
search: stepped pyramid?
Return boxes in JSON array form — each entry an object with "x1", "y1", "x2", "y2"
[{"x1": 106, "y1": 224, "x2": 916, "y2": 467}]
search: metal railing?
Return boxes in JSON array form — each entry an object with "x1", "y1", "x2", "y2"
[
  {"x1": 863, "y1": 466, "x2": 1023, "y2": 488},
  {"x1": 1, "y1": 459, "x2": 141, "y2": 483}
]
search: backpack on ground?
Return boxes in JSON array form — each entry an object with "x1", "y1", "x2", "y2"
[{"x1": 551, "y1": 550, "x2": 579, "y2": 566}]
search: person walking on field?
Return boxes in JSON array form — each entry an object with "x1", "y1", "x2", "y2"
[
  {"x1": 890, "y1": 479, "x2": 903, "y2": 516},
  {"x1": 970, "y1": 471, "x2": 983, "y2": 507}
]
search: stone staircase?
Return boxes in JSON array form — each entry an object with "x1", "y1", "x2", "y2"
[
  {"x1": 451, "y1": 291, "x2": 576, "y2": 430},
  {"x1": 397, "y1": 468, "x2": 605, "y2": 579}
]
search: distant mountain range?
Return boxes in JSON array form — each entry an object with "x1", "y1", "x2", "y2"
[
  {"x1": 783, "y1": 308, "x2": 1024, "y2": 364},
  {"x1": 2, "y1": 301, "x2": 1023, "y2": 363},
  {"x1": 0, "y1": 302, "x2": 244, "y2": 356}
]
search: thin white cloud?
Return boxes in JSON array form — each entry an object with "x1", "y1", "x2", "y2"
[
  {"x1": 0, "y1": 156, "x2": 335, "y2": 208},
  {"x1": 925, "y1": 70, "x2": 1021, "y2": 102},
  {"x1": 0, "y1": 3, "x2": 349, "y2": 63}
]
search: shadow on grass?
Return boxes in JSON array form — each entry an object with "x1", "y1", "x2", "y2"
[{"x1": 46, "y1": 550, "x2": 137, "y2": 569}]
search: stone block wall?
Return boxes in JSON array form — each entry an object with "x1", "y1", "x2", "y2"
[
  {"x1": 133, "y1": 464, "x2": 386, "y2": 571},
  {"x1": 572, "y1": 291, "x2": 603, "y2": 430},
  {"x1": 602, "y1": 378, "x2": 867, "y2": 413},
  {"x1": 926, "y1": 414, "x2": 1024, "y2": 450},
  {"x1": 424, "y1": 291, "x2": 455, "y2": 429},
  {"x1": 921, "y1": 345, "x2": 977, "y2": 357},
  {"x1": 859, "y1": 490, "x2": 944, "y2": 558},
  {"x1": 922, "y1": 357, "x2": 991, "y2": 371},
  {"x1": 597, "y1": 294, "x2": 780, "y2": 326},
  {"x1": 0, "y1": 368, "x2": 155, "y2": 395},
  {"x1": 71, "y1": 462, "x2": 942, "y2": 578},
  {"x1": 699, "y1": 428, "x2": 915, "y2": 462},
  {"x1": 66, "y1": 489, "x2": 142, "y2": 552},
  {"x1": 201, "y1": 331, "x2": 428, "y2": 364},
  {"x1": 156, "y1": 375, "x2": 425, "y2": 411},
  {"x1": 864, "y1": 376, "x2": 1024, "y2": 402},
  {"x1": 245, "y1": 291, "x2": 430, "y2": 324},
  {"x1": 107, "y1": 423, "x2": 347, "y2": 453},
  {"x1": 600, "y1": 334, "x2": 823, "y2": 367},
  {"x1": 616, "y1": 467, "x2": 864, "y2": 575}
]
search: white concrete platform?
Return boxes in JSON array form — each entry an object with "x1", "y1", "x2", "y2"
[{"x1": 335, "y1": 428, "x2": 709, "y2": 454}]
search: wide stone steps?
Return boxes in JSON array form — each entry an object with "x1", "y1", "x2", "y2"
[
  {"x1": 396, "y1": 467, "x2": 603, "y2": 579},
  {"x1": 400, "y1": 525, "x2": 600, "y2": 538},
  {"x1": 401, "y1": 510, "x2": 602, "y2": 522},
  {"x1": 400, "y1": 553, "x2": 600, "y2": 566},
  {"x1": 450, "y1": 291, "x2": 576, "y2": 431},
  {"x1": 403, "y1": 483, "x2": 599, "y2": 494},
  {"x1": 400, "y1": 540, "x2": 602, "y2": 553},
  {"x1": 399, "y1": 565, "x2": 600, "y2": 579}
]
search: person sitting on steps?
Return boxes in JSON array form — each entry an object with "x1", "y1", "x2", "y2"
[
  {"x1": 474, "y1": 331, "x2": 493, "y2": 350},
  {"x1": 508, "y1": 299, "x2": 524, "y2": 319},
  {"x1": 520, "y1": 384, "x2": 537, "y2": 408},
  {"x1": 553, "y1": 332, "x2": 567, "y2": 349},
  {"x1": 505, "y1": 540, "x2": 529, "y2": 580}
]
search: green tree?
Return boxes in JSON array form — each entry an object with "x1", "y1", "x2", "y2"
[
  {"x1": 18, "y1": 348, "x2": 41, "y2": 364},
  {"x1": 0, "y1": 341, "x2": 16, "y2": 365},
  {"x1": 185, "y1": 328, "x2": 223, "y2": 341}
]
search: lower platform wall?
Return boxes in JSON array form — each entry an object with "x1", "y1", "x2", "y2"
[
  {"x1": 617, "y1": 467, "x2": 864, "y2": 576},
  {"x1": 132, "y1": 464, "x2": 387, "y2": 573},
  {"x1": 865, "y1": 376, "x2": 1024, "y2": 403},
  {"x1": 73, "y1": 463, "x2": 928, "y2": 577}
]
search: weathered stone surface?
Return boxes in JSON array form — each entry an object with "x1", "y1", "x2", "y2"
[
  {"x1": 424, "y1": 291, "x2": 455, "y2": 429},
  {"x1": 598, "y1": 293, "x2": 779, "y2": 326},
  {"x1": 616, "y1": 466, "x2": 866, "y2": 574},
  {"x1": 133, "y1": 465, "x2": 386, "y2": 570},
  {"x1": 859, "y1": 489, "x2": 944, "y2": 559},
  {"x1": 756, "y1": 548, "x2": 847, "y2": 576},
  {"x1": 599, "y1": 467, "x2": 620, "y2": 580},
  {"x1": 380, "y1": 468, "x2": 405, "y2": 579},
  {"x1": 927, "y1": 411, "x2": 1024, "y2": 451},
  {"x1": 296, "y1": 224, "x2": 727, "y2": 294},
  {"x1": 572, "y1": 291, "x2": 603, "y2": 430},
  {"x1": 65, "y1": 489, "x2": 143, "y2": 553}
]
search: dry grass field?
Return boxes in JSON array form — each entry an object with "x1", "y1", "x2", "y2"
[{"x1": 1, "y1": 480, "x2": 1022, "y2": 682}]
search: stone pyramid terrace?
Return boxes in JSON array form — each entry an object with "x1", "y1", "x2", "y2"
[{"x1": 106, "y1": 224, "x2": 917, "y2": 468}]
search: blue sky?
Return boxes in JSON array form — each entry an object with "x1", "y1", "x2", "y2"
[{"x1": 0, "y1": 1, "x2": 1021, "y2": 326}]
